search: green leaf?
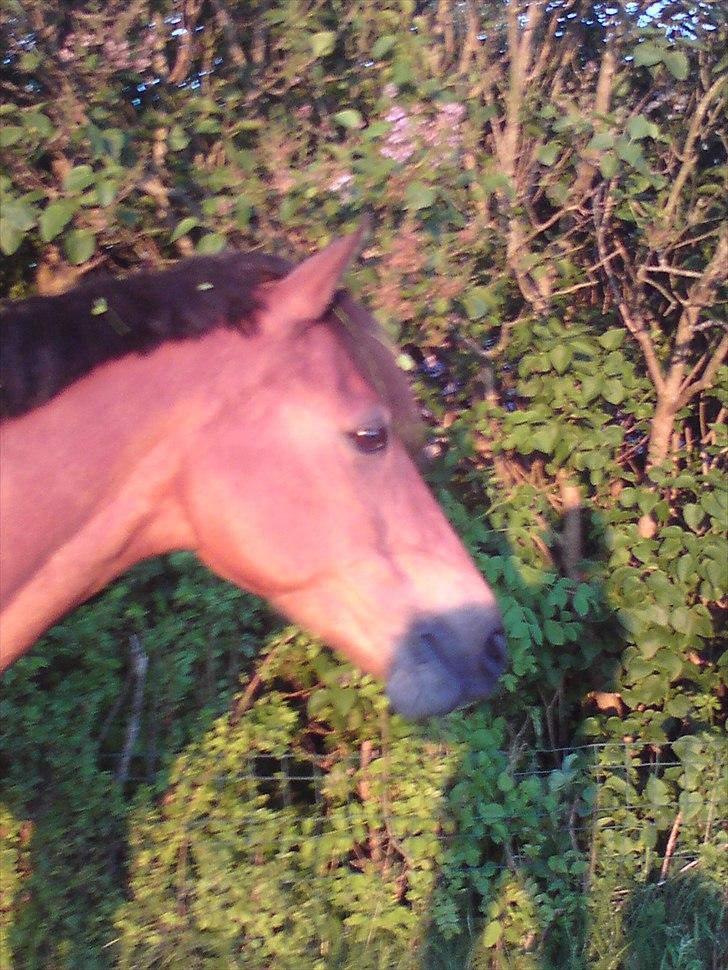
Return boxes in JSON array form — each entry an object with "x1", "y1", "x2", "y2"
[
  {"x1": 329, "y1": 686, "x2": 356, "y2": 718},
  {"x1": 587, "y1": 131, "x2": 614, "y2": 152},
  {"x1": 603, "y1": 379, "x2": 625, "y2": 405},
  {"x1": 700, "y1": 492, "x2": 726, "y2": 521},
  {"x1": 645, "y1": 775, "x2": 670, "y2": 806},
  {"x1": 496, "y1": 771, "x2": 514, "y2": 792},
  {"x1": 703, "y1": 558, "x2": 724, "y2": 590},
  {"x1": 573, "y1": 585, "x2": 591, "y2": 617},
  {"x1": 64, "y1": 229, "x2": 96, "y2": 264},
  {"x1": 632, "y1": 43, "x2": 664, "y2": 68},
  {"x1": 530, "y1": 423, "x2": 560, "y2": 454},
  {"x1": 234, "y1": 197, "x2": 252, "y2": 228},
  {"x1": 545, "y1": 180, "x2": 569, "y2": 205},
  {"x1": 310, "y1": 31, "x2": 336, "y2": 59},
  {"x1": 404, "y1": 182, "x2": 436, "y2": 211},
  {"x1": 333, "y1": 110, "x2": 363, "y2": 130},
  {"x1": 22, "y1": 112, "x2": 54, "y2": 138},
  {"x1": 536, "y1": 141, "x2": 560, "y2": 166},
  {"x1": 307, "y1": 689, "x2": 331, "y2": 718},
  {"x1": 63, "y1": 165, "x2": 96, "y2": 193},
  {"x1": 0, "y1": 126, "x2": 23, "y2": 147},
  {"x1": 665, "y1": 694, "x2": 689, "y2": 719},
  {"x1": 1, "y1": 198, "x2": 35, "y2": 232},
  {"x1": 675, "y1": 554, "x2": 696, "y2": 583},
  {"x1": 670, "y1": 606, "x2": 693, "y2": 635},
  {"x1": 96, "y1": 180, "x2": 117, "y2": 207},
  {"x1": 678, "y1": 789, "x2": 702, "y2": 820},
  {"x1": 39, "y1": 200, "x2": 76, "y2": 241},
  {"x1": 544, "y1": 618, "x2": 566, "y2": 645},
  {"x1": 664, "y1": 51, "x2": 689, "y2": 80},
  {"x1": 169, "y1": 126, "x2": 190, "y2": 151},
  {"x1": 683, "y1": 504, "x2": 704, "y2": 532},
  {"x1": 637, "y1": 492, "x2": 659, "y2": 514},
  {"x1": 481, "y1": 172, "x2": 513, "y2": 196},
  {"x1": 581, "y1": 376, "x2": 602, "y2": 401},
  {"x1": 654, "y1": 649, "x2": 683, "y2": 680},
  {"x1": 0, "y1": 199, "x2": 35, "y2": 254},
  {"x1": 637, "y1": 632, "x2": 664, "y2": 660},
  {"x1": 170, "y1": 216, "x2": 199, "y2": 242},
  {"x1": 19, "y1": 51, "x2": 41, "y2": 72},
  {"x1": 462, "y1": 286, "x2": 492, "y2": 320},
  {"x1": 372, "y1": 35, "x2": 396, "y2": 59},
  {"x1": 0, "y1": 220, "x2": 23, "y2": 255},
  {"x1": 599, "y1": 153, "x2": 618, "y2": 179},
  {"x1": 196, "y1": 232, "x2": 226, "y2": 254},
  {"x1": 482, "y1": 920, "x2": 502, "y2": 948},
  {"x1": 628, "y1": 115, "x2": 660, "y2": 141},
  {"x1": 550, "y1": 345, "x2": 573, "y2": 375},
  {"x1": 616, "y1": 139, "x2": 645, "y2": 169},
  {"x1": 195, "y1": 117, "x2": 220, "y2": 135}
]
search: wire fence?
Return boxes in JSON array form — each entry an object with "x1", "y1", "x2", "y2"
[
  {"x1": 5, "y1": 737, "x2": 726, "y2": 968},
  {"x1": 104, "y1": 735, "x2": 728, "y2": 883}
]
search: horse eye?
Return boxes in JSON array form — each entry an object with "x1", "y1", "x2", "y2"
[{"x1": 349, "y1": 425, "x2": 388, "y2": 454}]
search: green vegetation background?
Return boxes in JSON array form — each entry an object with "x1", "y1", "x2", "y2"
[{"x1": 0, "y1": 2, "x2": 726, "y2": 967}]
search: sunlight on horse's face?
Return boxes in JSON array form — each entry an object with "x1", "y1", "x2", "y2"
[{"x1": 186, "y1": 318, "x2": 506, "y2": 719}]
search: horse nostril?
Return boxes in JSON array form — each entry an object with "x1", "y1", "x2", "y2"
[{"x1": 482, "y1": 625, "x2": 508, "y2": 675}]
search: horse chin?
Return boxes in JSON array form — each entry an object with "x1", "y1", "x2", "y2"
[{"x1": 386, "y1": 663, "x2": 466, "y2": 720}]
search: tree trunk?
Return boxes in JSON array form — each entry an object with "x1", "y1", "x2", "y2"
[{"x1": 647, "y1": 398, "x2": 678, "y2": 469}]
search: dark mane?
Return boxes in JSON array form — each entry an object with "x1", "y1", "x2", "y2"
[
  {"x1": 0, "y1": 252, "x2": 289, "y2": 419},
  {"x1": 1, "y1": 250, "x2": 424, "y2": 452}
]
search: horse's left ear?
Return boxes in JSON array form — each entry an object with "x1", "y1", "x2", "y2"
[{"x1": 265, "y1": 218, "x2": 371, "y2": 327}]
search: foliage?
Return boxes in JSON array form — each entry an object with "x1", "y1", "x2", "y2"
[{"x1": 1, "y1": 0, "x2": 727, "y2": 967}]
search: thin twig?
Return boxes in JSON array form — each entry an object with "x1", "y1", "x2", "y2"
[
  {"x1": 229, "y1": 644, "x2": 282, "y2": 725},
  {"x1": 642, "y1": 265, "x2": 705, "y2": 280},
  {"x1": 659, "y1": 811, "x2": 683, "y2": 884}
]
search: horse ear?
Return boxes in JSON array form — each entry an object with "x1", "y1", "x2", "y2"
[{"x1": 266, "y1": 218, "x2": 371, "y2": 327}]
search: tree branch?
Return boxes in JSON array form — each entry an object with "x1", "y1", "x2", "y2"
[
  {"x1": 664, "y1": 75, "x2": 725, "y2": 222},
  {"x1": 676, "y1": 332, "x2": 728, "y2": 408},
  {"x1": 593, "y1": 187, "x2": 666, "y2": 394}
]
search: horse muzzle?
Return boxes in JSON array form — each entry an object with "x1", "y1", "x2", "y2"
[{"x1": 386, "y1": 607, "x2": 508, "y2": 720}]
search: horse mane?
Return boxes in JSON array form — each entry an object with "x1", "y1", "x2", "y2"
[
  {"x1": 0, "y1": 252, "x2": 289, "y2": 419},
  {"x1": 0, "y1": 252, "x2": 424, "y2": 451}
]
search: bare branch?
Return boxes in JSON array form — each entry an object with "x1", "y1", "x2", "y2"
[
  {"x1": 676, "y1": 333, "x2": 728, "y2": 408},
  {"x1": 642, "y1": 265, "x2": 705, "y2": 280},
  {"x1": 664, "y1": 75, "x2": 725, "y2": 222},
  {"x1": 659, "y1": 811, "x2": 683, "y2": 884},
  {"x1": 593, "y1": 187, "x2": 666, "y2": 394},
  {"x1": 552, "y1": 280, "x2": 597, "y2": 297}
]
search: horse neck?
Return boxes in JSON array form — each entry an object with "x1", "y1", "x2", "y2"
[{"x1": 0, "y1": 329, "x2": 257, "y2": 668}]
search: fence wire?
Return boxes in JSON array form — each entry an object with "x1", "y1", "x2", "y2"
[{"x1": 103, "y1": 736, "x2": 727, "y2": 882}]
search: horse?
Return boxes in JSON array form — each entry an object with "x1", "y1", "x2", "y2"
[{"x1": 0, "y1": 224, "x2": 506, "y2": 719}]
